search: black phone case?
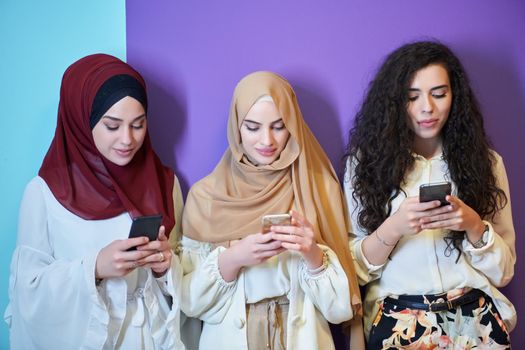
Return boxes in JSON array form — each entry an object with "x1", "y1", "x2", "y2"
[
  {"x1": 419, "y1": 182, "x2": 452, "y2": 206},
  {"x1": 127, "y1": 214, "x2": 162, "y2": 250}
]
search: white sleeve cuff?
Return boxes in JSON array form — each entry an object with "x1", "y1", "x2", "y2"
[
  {"x1": 356, "y1": 237, "x2": 386, "y2": 271},
  {"x1": 462, "y1": 220, "x2": 495, "y2": 253}
]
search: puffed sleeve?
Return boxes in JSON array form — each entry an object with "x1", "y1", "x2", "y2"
[
  {"x1": 462, "y1": 153, "x2": 516, "y2": 287},
  {"x1": 298, "y1": 245, "x2": 353, "y2": 324},
  {"x1": 179, "y1": 236, "x2": 237, "y2": 323},
  {"x1": 6, "y1": 178, "x2": 109, "y2": 349},
  {"x1": 343, "y1": 158, "x2": 386, "y2": 285}
]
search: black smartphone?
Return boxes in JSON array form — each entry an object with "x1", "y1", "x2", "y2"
[
  {"x1": 127, "y1": 214, "x2": 162, "y2": 250},
  {"x1": 419, "y1": 182, "x2": 452, "y2": 207}
]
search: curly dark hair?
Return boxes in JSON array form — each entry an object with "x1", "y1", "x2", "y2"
[{"x1": 345, "y1": 40, "x2": 507, "y2": 258}]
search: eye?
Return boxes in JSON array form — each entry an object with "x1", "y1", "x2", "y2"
[
  {"x1": 432, "y1": 92, "x2": 448, "y2": 99},
  {"x1": 272, "y1": 123, "x2": 286, "y2": 131},
  {"x1": 131, "y1": 122, "x2": 144, "y2": 130},
  {"x1": 408, "y1": 95, "x2": 419, "y2": 102},
  {"x1": 243, "y1": 122, "x2": 259, "y2": 132},
  {"x1": 104, "y1": 123, "x2": 119, "y2": 131}
]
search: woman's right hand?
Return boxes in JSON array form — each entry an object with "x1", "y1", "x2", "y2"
[
  {"x1": 95, "y1": 237, "x2": 159, "y2": 280},
  {"x1": 386, "y1": 196, "x2": 442, "y2": 240},
  {"x1": 218, "y1": 233, "x2": 284, "y2": 282},
  {"x1": 362, "y1": 197, "x2": 441, "y2": 266}
]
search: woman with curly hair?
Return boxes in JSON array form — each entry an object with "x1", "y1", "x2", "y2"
[{"x1": 344, "y1": 41, "x2": 516, "y2": 349}]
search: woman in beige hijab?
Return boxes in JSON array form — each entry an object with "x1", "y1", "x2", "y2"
[{"x1": 180, "y1": 71, "x2": 363, "y2": 349}]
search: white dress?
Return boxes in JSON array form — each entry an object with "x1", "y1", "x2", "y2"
[
  {"x1": 344, "y1": 152, "x2": 517, "y2": 337},
  {"x1": 179, "y1": 236, "x2": 352, "y2": 350},
  {"x1": 4, "y1": 176, "x2": 185, "y2": 349}
]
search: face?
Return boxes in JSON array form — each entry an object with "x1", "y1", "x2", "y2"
[
  {"x1": 406, "y1": 64, "x2": 452, "y2": 152},
  {"x1": 92, "y1": 96, "x2": 147, "y2": 166},
  {"x1": 240, "y1": 100, "x2": 290, "y2": 165}
]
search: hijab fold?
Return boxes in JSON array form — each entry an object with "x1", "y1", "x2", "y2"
[
  {"x1": 39, "y1": 54, "x2": 175, "y2": 234},
  {"x1": 183, "y1": 71, "x2": 362, "y2": 319}
]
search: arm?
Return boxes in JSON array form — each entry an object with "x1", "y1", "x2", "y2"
[
  {"x1": 297, "y1": 246, "x2": 353, "y2": 324},
  {"x1": 218, "y1": 232, "x2": 285, "y2": 281},
  {"x1": 180, "y1": 230, "x2": 284, "y2": 322},
  {"x1": 270, "y1": 211, "x2": 351, "y2": 323},
  {"x1": 465, "y1": 155, "x2": 515, "y2": 286},
  {"x1": 360, "y1": 198, "x2": 440, "y2": 265},
  {"x1": 136, "y1": 174, "x2": 186, "y2": 281},
  {"x1": 344, "y1": 160, "x2": 386, "y2": 284},
  {"x1": 8, "y1": 179, "x2": 108, "y2": 348},
  {"x1": 179, "y1": 236, "x2": 237, "y2": 322},
  {"x1": 343, "y1": 159, "x2": 440, "y2": 283},
  {"x1": 419, "y1": 155, "x2": 516, "y2": 286}
]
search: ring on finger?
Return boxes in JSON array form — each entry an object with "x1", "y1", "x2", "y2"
[{"x1": 158, "y1": 251, "x2": 165, "y2": 262}]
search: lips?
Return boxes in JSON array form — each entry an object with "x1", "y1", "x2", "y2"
[
  {"x1": 256, "y1": 148, "x2": 276, "y2": 157},
  {"x1": 418, "y1": 119, "x2": 438, "y2": 128},
  {"x1": 114, "y1": 148, "x2": 133, "y2": 157}
]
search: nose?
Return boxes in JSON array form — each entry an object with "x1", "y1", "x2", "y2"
[
  {"x1": 421, "y1": 95, "x2": 434, "y2": 114},
  {"x1": 260, "y1": 127, "x2": 275, "y2": 146},
  {"x1": 120, "y1": 126, "x2": 133, "y2": 146}
]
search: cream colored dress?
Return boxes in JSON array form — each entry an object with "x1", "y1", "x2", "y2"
[
  {"x1": 344, "y1": 152, "x2": 516, "y2": 338},
  {"x1": 179, "y1": 236, "x2": 352, "y2": 350}
]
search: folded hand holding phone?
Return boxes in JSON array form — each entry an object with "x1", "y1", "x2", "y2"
[{"x1": 268, "y1": 211, "x2": 324, "y2": 270}]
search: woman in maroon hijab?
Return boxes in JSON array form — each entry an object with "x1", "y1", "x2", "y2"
[{"x1": 5, "y1": 54, "x2": 185, "y2": 349}]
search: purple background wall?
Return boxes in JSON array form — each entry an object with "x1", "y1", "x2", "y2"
[{"x1": 127, "y1": 1, "x2": 524, "y2": 347}]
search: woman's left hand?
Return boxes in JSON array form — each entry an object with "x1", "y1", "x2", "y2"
[
  {"x1": 419, "y1": 195, "x2": 486, "y2": 241},
  {"x1": 136, "y1": 226, "x2": 172, "y2": 277},
  {"x1": 270, "y1": 210, "x2": 324, "y2": 269}
]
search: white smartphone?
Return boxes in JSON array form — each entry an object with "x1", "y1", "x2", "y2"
[{"x1": 261, "y1": 213, "x2": 292, "y2": 233}]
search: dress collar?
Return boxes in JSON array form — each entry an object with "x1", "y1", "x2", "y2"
[{"x1": 412, "y1": 151, "x2": 443, "y2": 162}]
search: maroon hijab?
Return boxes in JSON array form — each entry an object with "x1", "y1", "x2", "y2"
[{"x1": 39, "y1": 54, "x2": 175, "y2": 235}]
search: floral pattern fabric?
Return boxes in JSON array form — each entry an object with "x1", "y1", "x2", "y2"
[{"x1": 368, "y1": 291, "x2": 510, "y2": 350}]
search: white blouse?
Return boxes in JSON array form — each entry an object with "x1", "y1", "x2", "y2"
[
  {"x1": 179, "y1": 236, "x2": 352, "y2": 350},
  {"x1": 344, "y1": 152, "x2": 517, "y2": 337},
  {"x1": 4, "y1": 176, "x2": 185, "y2": 349},
  {"x1": 244, "y1": 254, "x2": 291, "y2": 303}
]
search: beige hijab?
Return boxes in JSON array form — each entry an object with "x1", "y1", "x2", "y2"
[{"x1": 183, "y1": 71, "x2": 363, "y2": 344}]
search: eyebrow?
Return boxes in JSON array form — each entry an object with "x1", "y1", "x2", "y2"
[
  {"x1": 243, "y1": 118, "x2": 284, "y2": 125},
  {"x1": 408, "y1": 84, "x2": 449, "y2": 92},
  {"x1": 102, "y1": 114, "x2": 146, "y2": 122}
]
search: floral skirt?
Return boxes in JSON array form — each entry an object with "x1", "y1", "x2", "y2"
[{"x1": 368, "y1": 289, "x2": 510, "y2": 350}]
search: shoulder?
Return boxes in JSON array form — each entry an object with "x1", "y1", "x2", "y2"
[
  {"x1": 489, "y1": 149, "x2": 503, "y2": 162},
  {"x1": 18, "y1": 176, "x2": 53, "y2": 218},
  {"x1": 172, "y1": 174, "x2": 183, "y2": 194},
  {"x1": 488, "y1": 149, "x2": 505, "y2": 171},
  {"x1": 187, "y1": 173, "x2": 216, "y2": 199},
  {"x1": 23, "y1": 176, "x2": 49, "y2": 198},
  {"x1": 487, "y1": 150, "x2": 510, "y2": 183}
]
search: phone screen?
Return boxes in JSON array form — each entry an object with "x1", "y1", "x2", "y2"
[
  {"x1": 419, "y1": 182, "x2": 452, "y2": 206},
  {"x1": 261, "y1": 213, "x2": 291, "y2": 233},
  {"x1": 127, "y1": 214, "x2": 162, "y2": 250}
]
